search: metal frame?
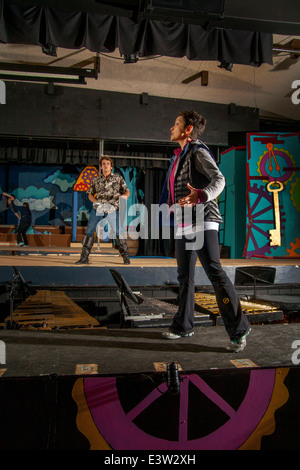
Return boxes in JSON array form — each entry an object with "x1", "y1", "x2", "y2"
[{"x1": 0, "y1": 56, "x2": 100, "y2": 84}]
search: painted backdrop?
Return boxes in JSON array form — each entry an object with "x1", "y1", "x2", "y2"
[
  {"x1": 0, "y1": 164, "x2": 144, "y2": 235},
  {"x1": 220, "y1": 132, "x2": 300, "y2": 258}
]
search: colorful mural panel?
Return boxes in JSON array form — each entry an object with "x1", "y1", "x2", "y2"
[
  {"x1": 244, "y1": 133, "x2": 300, "y2": 258},
  {"x1": 72, "y1": 368, "x2": 289, "y2": 450},
  {"x1": 0, "y1": 367, "x2": 299, "y2": 450},
  {"x1": 0, "y1": 164, "x2": 81, "y2": 227}
]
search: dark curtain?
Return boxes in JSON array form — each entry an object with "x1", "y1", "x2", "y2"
[
  {"x1": 0, "y1": 146, "x2": 99, "y2": 165},
  {"x1": 138, "y1": 167, "x2": 175, "y2": 257},
  {"x1": 0, "y1": 146, "x2": 171, "y2": 169},
  {"x1": 0, "y1": 1, "x2": 273, "y2": 65}
]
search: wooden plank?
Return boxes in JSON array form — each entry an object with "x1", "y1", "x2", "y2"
[
  {"x1": 13, "y1": 309, "x2": 54, "y2": 315},
  {"x1": 10, "y1": 315, "x2": 54, "y2": 321},
  {"x1": 5, "y1": 289, "x2": 100, "y2": 330}
]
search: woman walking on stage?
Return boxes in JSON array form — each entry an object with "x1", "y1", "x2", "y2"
[{"x1": 160, "y1": 110, "x2": 250, "y2": 352}]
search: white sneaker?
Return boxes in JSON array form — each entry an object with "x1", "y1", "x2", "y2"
[
  {"x1": 162, "y1": 330, "x2": 194, "y2": 340},
  {"x1": 226, "y1": 328, "x2": 251, "y2": 353}
]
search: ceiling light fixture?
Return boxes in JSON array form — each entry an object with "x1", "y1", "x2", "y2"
[
  {"x1": 42, "y1": 43, "x2": 57, "y2": 57},
  {"x1": 0, "y1": 73, "x2": 86, "y2": 85},
  {"x1": 0, "y1": 60, "x2": 99, "y2": 85},
  {"x1": 124, "y1": 54, "x2": 139, "y2": 64},
  {"x1": 218, "y1": 60, "x2": 233, "y2": 71}
]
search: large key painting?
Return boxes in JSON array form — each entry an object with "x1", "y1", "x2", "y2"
[{"x1": 244, "y1": 132, "x2": 300, "y2": 258}]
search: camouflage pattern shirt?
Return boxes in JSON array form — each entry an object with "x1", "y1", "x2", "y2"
[{"x1": 87, "y1": 172, "x2": 128, "y2": 213}]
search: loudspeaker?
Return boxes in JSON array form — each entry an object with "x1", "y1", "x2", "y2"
[
  {"x1": 140, "y1": 92, "x2": 149, "y2": 105},
  {"x1": 235, "y1": 267, "x2": 276, "y2": 286},
  {"x1": 228, "y1": 103, "x2": 236, "y2": 115},
  {"x1": 201, "y1": 71, "x2": 209, "y2": 86}
]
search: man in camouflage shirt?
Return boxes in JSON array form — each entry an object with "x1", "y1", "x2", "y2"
[{"x1": 76, "y1": 156, "x2": 131, "y2": 264}]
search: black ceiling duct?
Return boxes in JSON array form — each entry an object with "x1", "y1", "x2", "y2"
[{"x1": 148, "y1": 0, "x2": 225, "y2": 17}]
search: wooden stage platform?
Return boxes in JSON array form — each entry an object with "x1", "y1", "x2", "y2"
[
  {"x1": 0, "y1": 243, "x2": 299, "y2": 286},
  {"x1": 1, "y1": 243, "x2": 300, "y2": 268}
]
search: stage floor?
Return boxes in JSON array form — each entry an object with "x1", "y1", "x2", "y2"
[
  {"x1": 1, "y1": 323, "x2": 300, "y2": 378},
  {"x1": 0, "y1": 245, "x2": 299, "y2": 380}
]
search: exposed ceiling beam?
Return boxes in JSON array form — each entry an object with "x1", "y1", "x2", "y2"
[{"x1": 219, "y1": 0, "x2": 300, "y2": 35}]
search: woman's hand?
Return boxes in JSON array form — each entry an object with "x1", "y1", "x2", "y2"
[{"x1": 178, "y1": 183, "x2": 198, "y2": 206}]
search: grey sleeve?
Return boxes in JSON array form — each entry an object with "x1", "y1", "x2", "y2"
[{"x1": 194, "y1": 148, "x2": 225, "y2": 201}]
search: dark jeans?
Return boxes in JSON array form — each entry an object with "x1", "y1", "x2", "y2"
[
  {"x1": 172, "y1": 230, "x2": 249, "y2": 341},
  {"x1": 17, "y1": 219, "x2": 31, "y2": 245}
]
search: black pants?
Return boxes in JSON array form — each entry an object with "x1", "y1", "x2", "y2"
[
  {"x1": 17, "y1": 219, "x2": 31, "y2": 245},
  {"x1": 172, "y1": 230, "x2": 249, "y2": 341}
]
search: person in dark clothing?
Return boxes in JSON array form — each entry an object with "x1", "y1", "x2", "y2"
[
  {"x1": 15, "y1": 202, "x2": 32, "y2": 247},
  {"x1": 0, "y1": 187, "x2": 15, "y2": 214},
  {"x1": 0, "y1": 191, "x2": 18, "y2": 223},
  {"x1": 160, "y1": 110, "x2": 251, "y2": 352}
]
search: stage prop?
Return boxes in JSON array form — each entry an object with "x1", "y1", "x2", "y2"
[
  {"x1": 220, "y1": 132, "x2": 300, "y2": 259},
  {"x1": 0, "y1": 366, "x2": 299, "y2": 450},
  {"x1": 73, "y1": 165, "x2": 99, "y2": 242},
  {"x1": 2, "y1": 289, "x2": 100, "y2": 330},
  {"x1": 4, "y1": 266, "x2": 36, "y2": 330},
  {"x1": 110, "y1": 269, "x2": 212, "y2": 328},
  {"x1": 0, "y1": 163, "x2": 82, "y2": 233},
  {"x1": 194, "y1": 293, "x2": 283, "y2": 325},
  {"x1": 0, "y1": 230, "x2": 71, "y2": 247},
  {"x1": 72, "y1": 367, "x2": 291, "y2": 450},
  {"x1": 218, "y1": 146, "x2": 247, "y2": 258},
  {"x1": 110, "y1": 269, "x2": 283, "y2": 329}
]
